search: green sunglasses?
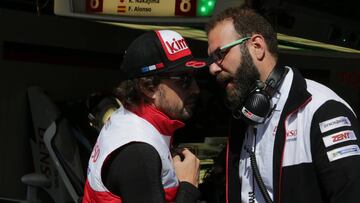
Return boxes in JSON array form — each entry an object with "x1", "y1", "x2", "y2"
[{"x1": 209, "y1": 36, "x2": 251, "y2": 63}]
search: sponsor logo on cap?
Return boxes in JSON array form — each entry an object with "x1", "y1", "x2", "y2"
[
  {"x1": 185, "y1": 60, "x2": 206, "y2": 68},
  {"x1": 165, "y1": 38, "x2": 188, "y2": 54},
  {"x1": 156, "y1": 30, "x2": 191, "y2": 61},
  {"x1": 322, "y1": 130, "x2": 357, "y2": 147},
  {"x1": 319, "y1": 116, "x2": 351, "y2": 133},
  {"x1": 327, "y1": 144, "x2": 360, "y2": 162}
]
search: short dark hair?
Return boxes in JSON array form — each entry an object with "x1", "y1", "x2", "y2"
[
  {"x1": 114, "y1": 76, "x2": 160, "y2": 110},
  {"x1": 206, "y1": 7, "x2": 278, "y2": 58}
]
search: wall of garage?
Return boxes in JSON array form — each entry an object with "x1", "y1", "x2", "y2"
[{"x1": 0, "y1": 8, "x2": 137, "y2": 199}]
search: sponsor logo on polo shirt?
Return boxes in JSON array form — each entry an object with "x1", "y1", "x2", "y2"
[
  {"x1": 322, "y1": 130, "x2": 357, "y2": 147},
  {"x1": 319, "y1": 116, "x2": 351, "y2": 133},
  {"x1": 327, "y1": 145, "x2": 360, "y2": 162},
  {"x1": 286, "y1": 129, "x2": 297, "y2": 142}
]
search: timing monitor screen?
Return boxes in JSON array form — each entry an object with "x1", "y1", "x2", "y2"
[
  {"x1": 85, "y1": 0, "x2": 216, "y2": 17},
  {"x1": 55, "y1": 0, "x2": 242, "y2": 25}
]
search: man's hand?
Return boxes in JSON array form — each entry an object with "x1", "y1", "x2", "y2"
[{"x1": 172, "y1": 148, "x2": 200, "y2": 187}]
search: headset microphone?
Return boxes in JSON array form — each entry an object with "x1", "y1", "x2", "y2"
[{"x1": 233, "y1": 66, "x2": 288, "y2": 125}]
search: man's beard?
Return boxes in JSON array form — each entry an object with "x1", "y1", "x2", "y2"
[{"x1": 224, "y1": 47, "x2": 260, "y2": 111}]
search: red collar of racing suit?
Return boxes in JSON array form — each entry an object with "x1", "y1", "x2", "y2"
[{"x1": 131, "y1": 104, "x2": 185, "y2": 139}]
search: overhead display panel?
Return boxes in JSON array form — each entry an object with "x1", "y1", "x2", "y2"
[
  {"x1": 55, "y1": 0, "x2": 243, "y2": 25},
  {"x1": 86, "y1": 0, "x2": 216, "y2": 17}
]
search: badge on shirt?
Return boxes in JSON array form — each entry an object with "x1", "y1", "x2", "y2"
[
  {"x1": 327, "y1": 145, "x2": 360, "y2": 162},
  {"x1": 322, "y1": 130, "x2": 357, "y2": 147},
  {"x1": 319, "y1": 116, "x2": 351, "y2": 133}
]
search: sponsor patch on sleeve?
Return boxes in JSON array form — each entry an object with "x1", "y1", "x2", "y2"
[
  {"x1": 319, "y1": 116, "x2": 351, "y2": 133},
  {"x1": 326, "y1": 145, "x2": 360, "y2": 162},
  {"x1": 322, "y1": 130, "x2": 357, "y2": 147}
]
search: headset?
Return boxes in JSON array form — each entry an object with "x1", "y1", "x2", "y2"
[{"x1": 233, "y1": 65, "x2": 288, "y2": 125}]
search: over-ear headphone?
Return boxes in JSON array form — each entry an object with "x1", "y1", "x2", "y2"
[{"x1": 233, "y1": 66, "x2": 288, "y2": 125}]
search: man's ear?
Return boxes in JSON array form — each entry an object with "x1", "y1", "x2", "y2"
[
  {"x1": 249, "y1": 34, "x2": 266, "y2": 60},
  {"x1": 139, "y1": 79, "x2": 158, "y2": 100}
]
